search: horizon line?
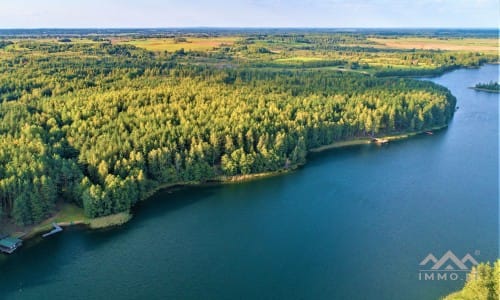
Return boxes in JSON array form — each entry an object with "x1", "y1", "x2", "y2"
[{"x1": 0, "y1": 26, "x2": 498, "y2": 30}]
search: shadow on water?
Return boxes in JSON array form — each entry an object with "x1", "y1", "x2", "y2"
[
  {"x1": 132, "y1": 184, "x2": 219, "y2": 223},
  {"x1": 0, "y1": 230, "x2": 73, "y2": 295},
  {"x1": 0, "y1": 186, "x2": 218, "y2": 297}
]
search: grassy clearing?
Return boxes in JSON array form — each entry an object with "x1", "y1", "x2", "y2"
[
  {"x1": 15, "y1": 203, "x2": 89, "y2": 239},
  {"x1": 50, "y1": 204, "x2": 132, "y2": 229},
  {"x1": 118, "y1": 37, "x2": 240, "y2": 52},
  {"x1": 6, "y1": 203, "x2": 85, "y2": 239},
  {"x1": 53, "y1": 203, "x2": 88, "y2": 224},
  {"x1": 216, "y1": 169, "x2": 294, "y2": 184},
  {"x1": 369, "y1": 37, "x2": 499, "y2": 52},
  {"x1": 16, "y1": 204, "x2": 131, "y2": 239},
  {"x1": 309, "y1": 139, "x2": 372, "y2": 152},
  {"x1": 88, "y1": 213, "x2": 132, "y2": 229},
  {"x1": 274, "y1": 56, "x2": 327, "y2": 62}
]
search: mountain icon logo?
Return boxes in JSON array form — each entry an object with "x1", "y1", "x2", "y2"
[{"x1": 419, "y1": 250, "x2": 478, "y2": 270}]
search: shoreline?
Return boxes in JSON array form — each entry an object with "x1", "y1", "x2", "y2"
[
  {"x1": 10, "y1": 211, "x2": 132, "y2": 241},
  {"x1": 469, "y1": 87, "x2": 499, "y2": 93},
  {"x1": 376, "y1": 61, "x2": 499, "y2": 79},
  {"x1": 3, "y1": 124, "x2": 448, "y2": 246},
  {"x1": 310, "y1": 125, "x2": 447, "y2": 153}
]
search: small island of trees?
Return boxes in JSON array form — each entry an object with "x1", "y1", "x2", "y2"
[{"x1": 473, "y1": 81, "x2": 500, "y2": 93}]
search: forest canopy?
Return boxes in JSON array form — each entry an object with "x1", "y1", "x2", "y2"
[
  {"x1": 0, "y1": 32, "x2": 495, "y2": 226},
  {"x1": 444, "y1": 260, "x2": 500, "y2": 300}
]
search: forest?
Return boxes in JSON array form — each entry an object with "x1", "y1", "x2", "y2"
[
  {"x1": 0, "y1": 31, "x2": 496, "y2": 226},
  {"x1": 444, "y1": 260, "x2": 499, "y2": 300},
  {"x1": 474, "y1": 81, "x2": 500, "y2": 92}
]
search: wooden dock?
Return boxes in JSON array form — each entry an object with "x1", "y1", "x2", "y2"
[{"x1": 42, "y1": 223, "x2": 63, "y2": 238}]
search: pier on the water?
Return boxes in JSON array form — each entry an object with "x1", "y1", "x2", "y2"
[{"x1": 42, "y1": 223, "x2": 63, "y2": 238}]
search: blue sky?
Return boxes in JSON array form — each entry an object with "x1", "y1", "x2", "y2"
[{"x1": 0, "y1": 0, "x2": 498, "y2": 28}]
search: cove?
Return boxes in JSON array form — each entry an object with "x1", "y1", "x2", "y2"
[{"x1": 0, "y1": 65, "x2": 498, "y2": 300}]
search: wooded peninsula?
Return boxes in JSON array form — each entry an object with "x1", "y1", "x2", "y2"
[{"x1": 0, "y1": 29, "x2": 498, "y2": 232}]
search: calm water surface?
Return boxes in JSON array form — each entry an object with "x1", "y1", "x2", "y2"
[{"x1": 0, "y1": 65, "x2": 498, "y2": 300}]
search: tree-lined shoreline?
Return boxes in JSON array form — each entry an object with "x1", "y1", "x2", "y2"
[{"x1": 1, "y1": 31, "x2": 496, "y2": 239}]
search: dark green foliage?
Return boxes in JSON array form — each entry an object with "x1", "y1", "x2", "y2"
[
  {"x1": 0, "y1": 40, "x2": 13, "y2": 49},
  {"x1": 0, "y1": 38, "x2": 458, "y2": 224},
  {"x1": 375, "y1": 65, "x2": 459, "y2": 77},
  {"x1": 475, "y1": 81, "x2": 500, "y2": 92}
]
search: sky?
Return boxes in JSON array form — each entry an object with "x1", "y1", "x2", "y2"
[{"x1": 0, "y1": 0, "x2": 498, "y2": 28}]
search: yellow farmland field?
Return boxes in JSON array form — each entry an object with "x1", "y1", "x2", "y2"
[
  {"x1": 369, "y1": 37, "x2": 499, "y2": 52},
  {"x1": 117, "y1": 37, "x2": 240, "y2": 51}
]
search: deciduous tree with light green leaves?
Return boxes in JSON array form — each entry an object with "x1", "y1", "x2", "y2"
[{"x1": 444, "y1": 260, "x2": 500, "y2": 300}]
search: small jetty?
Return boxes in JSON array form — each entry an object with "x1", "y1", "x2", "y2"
[
  {"x1": 42, "y1": 223, "x2": 63, "y2": 238},
  {"x1": 0, "y1": 236, "x2": 23, "y2": 254},
  {"x1": 372, "y1": 138, "x2": 389, "y2": 144}
]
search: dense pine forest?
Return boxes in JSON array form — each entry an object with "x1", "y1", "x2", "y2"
[{"x1": 0, "y1": 31, "x2": 496, "y2": 226}]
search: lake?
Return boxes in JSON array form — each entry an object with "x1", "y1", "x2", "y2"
[{"x1": 0, "y1": 65, "x2": 498, "y2": 300}]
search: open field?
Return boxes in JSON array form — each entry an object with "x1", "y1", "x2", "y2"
[
  {"x1": 274, "y1": 56, "x2": 329, "y2": 62},
  {"x1": 369, "y1": 37, "x2": 499, "y2": 52},
  {"x1": 118, "y1": 37, "x2": 240, "y2": 51}
]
